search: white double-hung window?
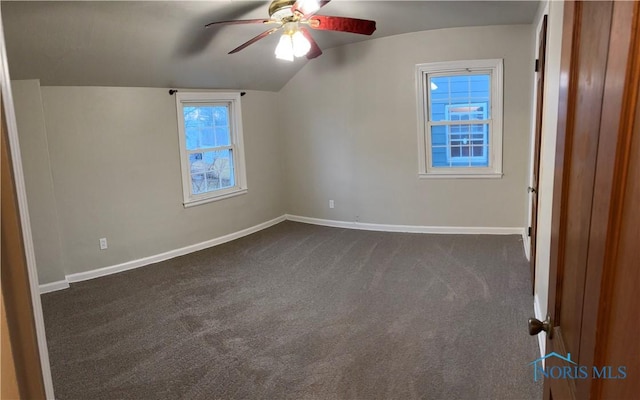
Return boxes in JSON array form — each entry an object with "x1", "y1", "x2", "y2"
[
  {"x1": 416, "y1": 59, "x2": 503, "y2": 178},
  {"x1": 176, "y1": 92, "x2": 247, "y2": 207}
]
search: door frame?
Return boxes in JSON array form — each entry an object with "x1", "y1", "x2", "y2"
[
  {"x1": 525, "y1": 2, "x2": 550, "y2": 266},
  {"x1": 529, "y1": 14, "x2": 549, "y2": 293},
  {"x1": 0, "y1": 11, "x2": 56, "y2": 399}
]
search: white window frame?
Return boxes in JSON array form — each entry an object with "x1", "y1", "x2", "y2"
[
  {"x1": 415, "y1": 59, "x2": 503, "y2": 178},
  {"x1": 176, "y1": 92, "x2": 247, "y2": 207}
]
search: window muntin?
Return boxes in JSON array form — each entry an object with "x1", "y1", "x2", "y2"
[
  {"x1": 176, "y1": 93, "x2": 247, "y2": 206},
  {"x1": 416, "y1": 60, "x2": 503, "y2": 178}
]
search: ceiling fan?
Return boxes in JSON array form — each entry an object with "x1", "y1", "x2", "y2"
[{"x1": 204, "y1": 0, "x2": 376, "y2": 61}]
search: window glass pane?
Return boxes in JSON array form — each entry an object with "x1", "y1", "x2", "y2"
[
  {"x1": 189, "y1": 149, "x2": 235, "y2": 195},
  {"x1": 431, "y1": 125, "x2": 447, "y2": 146},
  {"x1": 185, "y1": 127, "x2": 199, "y2": 150},
  {"x1": 189, "y1": 153, "x2": 204, "y2": 172},
  {"x1": 213, "y1": 106, "x2": 229, "y2": 126},
  {"x1": 449, "y1": 77, "x2": 468, "y2": 95},
  {"x1": 430, "y1": 124, "x2": 489, "y2": 168},
  {"x1": 215, "y1": 127, "x2": 231, "y2": 146},
  {"x1": 191, "y1": 173, "x2": 205, "y2": 194},
  {"x1": 183, "y1": 105, "x2": 231, "y2": 150},
  {"x1": 200, "y1": 127, "x2": 215, "y2": 147},
  {"x1": 430, "y1": 74, "x2": 490, "y2": 122},
  {"x1": 431, "y1": 146, "x2": 449, "y2": 167}
]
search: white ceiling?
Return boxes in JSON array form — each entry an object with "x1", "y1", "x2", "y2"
[{"x1": 1, "y1": 1, "x2": 539, "y2": 91}]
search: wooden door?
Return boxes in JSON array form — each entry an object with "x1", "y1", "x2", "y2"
[
  {"x1": 2, "y1": 87, "x2": 47, "y2": 398},
  {"x1": 529, "y1": 14, "x2": 548, "y2": 291},
  {"x1": 536, "y1": 1, "x2": 640, "y2": 399}
]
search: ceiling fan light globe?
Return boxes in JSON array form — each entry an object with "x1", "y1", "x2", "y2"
[
  {"x1": 297, "y1": 0, "x2": 320, "y2": 15},
  {"x1": 275, "y1": 34, "x2": 295, "y2": 61},
  {"x1": 292, "y1": 31, "x2": 311, "y2": 57}
]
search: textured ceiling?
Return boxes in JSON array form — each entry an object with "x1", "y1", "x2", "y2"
[{"x1": 1, "y1": 1, "x2": 539, "y2": 91}]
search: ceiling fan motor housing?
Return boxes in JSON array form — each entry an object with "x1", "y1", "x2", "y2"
[
  {"x1": 269, "y1": 0, "x2": 297, "y2": 21},
  {"x1": 206, "y1": 0, "x2": 375, "y2": 59}
]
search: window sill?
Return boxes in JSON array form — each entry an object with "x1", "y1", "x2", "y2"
[
  {"x1": 418, "y1": 173, "x2": 503, "y2": 179},
  {"x1": 183, "y1": 188, "x2": 248, "y2": 208}
]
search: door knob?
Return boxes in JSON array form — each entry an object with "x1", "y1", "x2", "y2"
[
  {"x1": 528, "y1": 186, "x2": 537, "y2": 193},
  {"x1": 528, "y1": 315, "x2": 553, "y2": 339}
]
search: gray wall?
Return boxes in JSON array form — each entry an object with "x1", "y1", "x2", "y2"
[
  {"x1": 280, "y1": 25, "x2": 533, "y2": 227},
  {"x1": 12, "y1": 24, "x2": 535, "y2": 285},
  {"x1": 11, "y1": 80, "x2": 66, "y2": 284},
  {"x1": 12, "y1": 83, "x2": 285, "y2": 280}
]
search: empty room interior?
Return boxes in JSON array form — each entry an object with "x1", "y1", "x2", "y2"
[{"x1": 2, "y1": 0, "x2": 639, "y2": 399}]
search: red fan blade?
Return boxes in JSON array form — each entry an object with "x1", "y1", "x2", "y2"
[
  {"x1": 299, "y1": 27, "x2": 322, "y2": 59},
  {"x1": 292, "y1": 0, "x2": 331, "y2": 17},
  {"x1": 308, "y1": 15, "x2": 376, "y2": 35},
  {"x1": 228, "y1": 27, "x2": 281, "y2": 54},
  {"x1": 205, "y1": 19, "x2": 271, "y2": 28}
]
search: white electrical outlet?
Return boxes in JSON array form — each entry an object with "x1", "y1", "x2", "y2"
[
  {"x1": 99, "y1": 238, "x2": 108, "y2": 250},
  {"x1": 329, "y1": 200, "x2": 335, "y2": 209}
]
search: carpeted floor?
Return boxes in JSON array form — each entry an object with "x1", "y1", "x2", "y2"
[{"x1": 42, "y1": 221, "x2": 542, "y2": 399}]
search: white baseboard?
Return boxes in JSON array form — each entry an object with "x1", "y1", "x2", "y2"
[
  {"x1": 40, "y1": 215, "x2": 286, "y2": 293},
  {"x1": 533, "y1": 293, "x2": 546, "y2": 359},
  {"x1": 39, "y1": 280, "x2": 70, "y2": 294},
  {"x1": 66, "y1": 215, "x2": 286, "y2": 284},
  {"x1": 285, "y1": 214, "x2": 525, "y2": 235},
  {"x1": 40, "y1": 214, "x2": 526, "y2": 294}
]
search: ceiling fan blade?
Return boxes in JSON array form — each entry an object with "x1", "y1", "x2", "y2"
[
  {"x1": 205, "y1": 19, "x2": 271, "y2": 28},
  {"x1": 229, "y1": 27, "x2": 281, "y2": 54},
  {"x1": 308, "y1": 15, "x2": 376, "y2": 35},
  {"x1": 299, "y1": 28, "x2": 322, "y2": 59},
  {"x1": 292, "y1": 0, "x2": 331, "y2": 17},
  {"x1": 179, "y1": 2, "x2": 266, "y2": 56}
]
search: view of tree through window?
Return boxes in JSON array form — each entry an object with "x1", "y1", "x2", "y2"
[{"x1": 183, "y1": 105, "x2": 235, "y2": 195}]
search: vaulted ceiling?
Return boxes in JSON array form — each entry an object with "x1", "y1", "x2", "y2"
[{"x1": 1, "y1": 1, "x2": 539, "y2": 91}]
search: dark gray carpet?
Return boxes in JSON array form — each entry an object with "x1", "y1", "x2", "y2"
[{"x1": 42, "y1": 221, "x2": 542, "y2": 399}]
